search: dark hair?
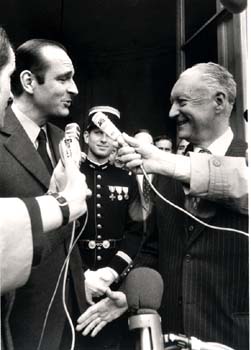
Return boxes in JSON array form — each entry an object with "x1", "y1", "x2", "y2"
[
  {"x1": 0, "y1": 27, "x2": 12, "y2": 72},
  {"x1": 11, "y1": 39, "x2": 67, "y2": 96},
  {"x1": 154, "y1": 135, "x2": 172, "y2": 143}
]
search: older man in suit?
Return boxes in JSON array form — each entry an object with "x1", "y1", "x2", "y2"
[
  {"x1": 0, "y1": 38, "x2": 88, "y2": 350},
  {"x1": 118, "y1": 62, "x2": 248, "y2": 350}
]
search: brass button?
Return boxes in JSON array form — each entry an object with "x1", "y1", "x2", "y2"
[
  {"x1": 97, "y1": 184, "x2": 101, "y2": 189},
  {"x1": 97, "y1": 224, "x2": 102, "y2": 229},
  {"x1": 97, "y1": 255, "x2": 102, "y2": 261},
  {"x1": 97, "y1": 194, "x2": 101, "y2": 199},
  {"x1": 185, "y1": 254, "x2": 192, "y2": 262},
  {"x1": 97, "y1": 213, "x2": 102, "y2": 218},
  {"x1": 213, "y1": 159, "x2": 221, "y2": 167},
  {"x1": 97, "y1": 174, "x2": 102, "y2": 180},
  {"x1": 97, "y1": 235, "x2": 102, "y2": 239},
  {"x1": 97, "y1": 203, "x2": 101, "y2": 208},
  {"x1": 188, "y1": 225, "x2": 194, "y2": 232}
]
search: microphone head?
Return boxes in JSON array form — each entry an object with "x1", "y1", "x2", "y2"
[
  {"x1": 125, "y1": 267, "x2": 164, "y2": 313},
  {"x1": 65, "y1": 123, "x2": 81, "y2": 140}
]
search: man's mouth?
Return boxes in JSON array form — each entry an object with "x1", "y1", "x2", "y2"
[
  {"x1": 62, "y1": 100, "x2": 72, "y2": 107},
  {"x1": 177, "y1": 117, "x2": 189, "y2": 127}
]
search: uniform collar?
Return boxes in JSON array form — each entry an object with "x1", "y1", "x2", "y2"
[{"x1": 86, "y1": 157, "x2": 110, "y2": 170}]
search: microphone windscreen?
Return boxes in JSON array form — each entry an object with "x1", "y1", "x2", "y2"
[{"x1": 125, "y1": 267, "x2": 164, "y2": 312}]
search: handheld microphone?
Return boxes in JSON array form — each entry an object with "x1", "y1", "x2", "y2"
[
  {"x1": 92, "y1": 112, "x2": 126, "y2": 145},
  {"x1": 125, "y1": 267, "x2": 165, "y2": 350},
  {"x1": 59, "y1": 123, "x2": 84, "y2": 168}
]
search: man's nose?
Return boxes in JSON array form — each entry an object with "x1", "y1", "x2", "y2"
[
  {"x1": 68, "y1": 79, "x2": 78, "y2": 95},
  {"x1": 169, "y1": 102, "x2": 179, "y2": 118},
  {"x1": 101, "y1": 133, "x2": 108, "y2": 142}
]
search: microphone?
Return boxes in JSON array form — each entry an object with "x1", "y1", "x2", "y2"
[
  {"x1": 92, "y1": 111, "x2": 126, "y2": 145},
  {"x1": 59, "y1": 123, "x2": 85, "y2": 168},
  {"x1": 125, "y1": 267, "x2": 165, "y2": 350}
]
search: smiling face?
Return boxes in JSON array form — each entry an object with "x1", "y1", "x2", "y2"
[
  {"x1": 0, "y1": 47, "x2": 15, "y2": 128},
  {"x1": 84, "y1": 128, "x2": 115, "y2": 163},
  {"x1": 32, "y1": 45, "x2": 78, "y2": 121},
  {"x1": 169, "y1": 69, "x2": 219, "y2": 146}
]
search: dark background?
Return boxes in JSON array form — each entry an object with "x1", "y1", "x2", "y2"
[{"x1": 0, "y1": 0, "x2": 220, "y2": 145}]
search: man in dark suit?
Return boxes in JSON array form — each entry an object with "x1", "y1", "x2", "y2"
[
  {"x1": 0, "y1": 39, "x2": 88, "y2": 350},
  {"x1": 118, "y1": 62, "x2": 248, "y2": 350}
]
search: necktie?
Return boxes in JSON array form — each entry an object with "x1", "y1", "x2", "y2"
[
  {"x1": 37, "y1": 129, "x2": 53, "y2": 174},
  {"x1": 142, "y1": 176, "x2": 152, "y2": 204}
]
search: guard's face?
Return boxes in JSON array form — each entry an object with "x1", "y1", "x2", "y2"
[
  {"x1": 32, "y1": 46, "x2": 78, "y2": 120},
  {"x1": 169, "y1": 69, "x2": 217, "y2": 146},
  {"x1": 0, "y1": 47, "x2": 15, "y2": 128},
  {"x1": 84, "y1": 128, "x2": 115, "y2": 161}
]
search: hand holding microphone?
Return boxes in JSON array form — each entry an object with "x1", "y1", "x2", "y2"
[
  {"x1": 48, "y1": 123, "x2": 91, "y2": 222},
  {"x1": 91, "y1": 112, "x2": 165, "y2": 175}
]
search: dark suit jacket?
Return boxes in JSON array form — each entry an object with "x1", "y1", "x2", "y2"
[
  {"x1": 140, "y1": 138, "x2": 248, "y2": 350},
  {"x1": 0, "y1": 108, "x2": 87, "y2": 350}
]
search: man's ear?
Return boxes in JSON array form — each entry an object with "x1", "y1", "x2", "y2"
[
  {"x1": 83, "y1": 131, "x2": 89, "y2": 144},
  {"x1": 19, "y1": 70, "x2": 35, "y2": 94},
  {"x1": 215, "y1": 92, "x2": 226, "y2": 113}
]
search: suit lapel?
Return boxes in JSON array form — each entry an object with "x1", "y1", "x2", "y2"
[{"x1": 2, "y1": 109, "x2": 51, "y2": 189}]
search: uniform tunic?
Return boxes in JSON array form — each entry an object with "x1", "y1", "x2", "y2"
[{"x1": 79, "y1": 158, "x2": 144, "y2": 278}]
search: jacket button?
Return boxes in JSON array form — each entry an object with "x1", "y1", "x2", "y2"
[
  {"x1": 97, "y1": 174, "x2": 102, "y2": 180},
  {"x1": 188, "y1": 225, "x2": 194, "y2": 232},
  {"x1": 97, "y1": 235, "x2": 102, "y2": 239},
  {"x1": 97, "y1": 224, "x2": 102, "y2": 229},
  {"x1": 97, "y1": 194, "x2": 101, "y2": 199},
  {"x1": 97, "y1": 184, "x2": 101, "y2": 189},
  {"x1": 97, "y1": 213, "x2": 102, "y2": 218},
  {"x1": 97, "y1": 203, "x2": 101, "y2": 208},
  {"x1": 97, "y1": 255, "x2": 102, "y2": 261},
  {"x1": 185, "y1": 254, "x2": 192, "y2": 262},
  {"x1": 213, "y1": 159, "x2": 221, "y2": 167}
]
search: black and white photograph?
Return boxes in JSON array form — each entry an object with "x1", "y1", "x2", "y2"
[{"x1": 0, "y1": 1, "x2": 248, "y2": 349}]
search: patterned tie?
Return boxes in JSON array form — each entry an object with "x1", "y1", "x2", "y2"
[
  {"x1": 184, "y1": 145, "x2": 212, "y2": 218},
  {"x1": 37, "y1": 129, "x2": 53, "y2": 174},
  {"x1": 142, "y1": 176, "x2": 152, "y2": 204}
]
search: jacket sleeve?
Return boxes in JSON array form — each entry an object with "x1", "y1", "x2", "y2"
[
  {"x1": 187, "y1": 153, "x2": 248, "y2": 214},
  {"x1": 0, "y1": 197, "x2": 43, "y2": 294}
]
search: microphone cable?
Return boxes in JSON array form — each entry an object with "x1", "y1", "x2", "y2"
[
  {"x1": 140, "y1": 165, "x2": 248, "y2": 238},
  {"x1": 37, "y1": 210, "x2": 88, "y2": 350}
]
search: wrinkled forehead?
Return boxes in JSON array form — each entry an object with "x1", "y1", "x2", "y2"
[{"x1": 171, "y1": 69, "x2": 209, "y2": 98}]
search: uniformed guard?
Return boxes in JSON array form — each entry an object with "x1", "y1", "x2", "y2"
[
  {"x1": 77, "y1": 105, "x2": 143, "y2": 349},
  {"x1": 78, "y1": 105, "x2": 143, "y2": 294}
]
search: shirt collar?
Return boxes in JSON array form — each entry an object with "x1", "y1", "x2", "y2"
[
  {"x1": 86, "y1": 157, "x2": 109, "y2": 170},
  {"x1": 193, "y1": 127, "x2": 233, "y2": 156},
  {"x1": 11, "y1": 103, "x2": 46, "y2": 146}
]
